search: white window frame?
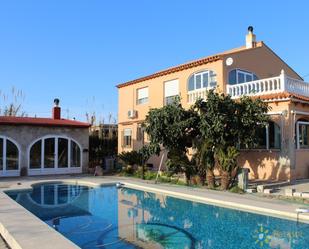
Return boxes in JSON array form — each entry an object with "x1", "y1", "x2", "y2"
[
  {"x1": 28, "y1": 135, "x2": 82, "y2": 175},
  {"x1": 0, "y1": 136, "x2": 20, "y2": 177},
  {"x1": 188, "y1": 70, "x2": 217, "y2": 92},
  {"x1": 136, "y1": 87, "x2": 149, "y2": 105},
  {"x1": 229, "y1": 69, "x2": 258, "y2": 85},
  {"x1": 164, "y1": 79, "x2": 179, "y2": 105},
  {"x1": 123, "y1": 129, "x2": 132, "y2": 148},
  {"x1": 296, "y1": 121, "x2": 309, "y2": 149},
  {"x1": 247, "y1": 122, "x2": 281, "y2": 150}
]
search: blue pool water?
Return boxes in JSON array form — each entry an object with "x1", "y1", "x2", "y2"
[{"x1": 6, "y1": 183, "x2": 309, "y2": 249}]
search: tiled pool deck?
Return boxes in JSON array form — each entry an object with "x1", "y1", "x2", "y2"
[
  {"x1": 0, "y1": 175, "x2": 309, "y2": 249},
  {"x1": 0, "y1": 236, "x2": 9, "y2": 249}
]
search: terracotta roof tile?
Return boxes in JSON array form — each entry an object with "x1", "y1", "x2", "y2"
[
  {"x1": 251, "y1": 91, "x2": 309, "y2": 102},
  {"x1": 116, "y1": 42, "x2": 265, "y2": 89},
  {"x1": 0, "y1": 116, "x2": 90, "y2": 128},
  {"x1": 117, "y1": 55, "x2": 221, "y2": 88}
]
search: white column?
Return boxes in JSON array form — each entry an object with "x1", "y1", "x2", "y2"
[
  {"x1": 296, "y1": 122, "x2": 300, "y2": 150},
  {"x1": 3, "y1": 138, "x2": 6, "y2": 174},
  {"x1": 266, "y1": 126, "x2": 270, "y2": 150},
  {"x1": 41, "y1": 139, "x2": 44, "y2": 170},
  {"x1": 280, "y1": 69, "x2": 286, "y2": 92},
  {"x1": 68, "y1": 140, "x2": 71, "y2": 168},
  {"x1": 55, "y1": 138, "x2": 58, "y2": 169}
]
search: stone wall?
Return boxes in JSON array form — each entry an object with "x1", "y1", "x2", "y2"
[{"x1": 0, "y1": 125, "x2": 89, "y2": 175}]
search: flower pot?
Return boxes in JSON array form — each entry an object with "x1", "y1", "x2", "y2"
[
  {"x1": 221, "y1": 171, "x2": 230, "y2": 190},
  {"x1": 206, "y1": 170, "x2": 215, "y2": 189}
]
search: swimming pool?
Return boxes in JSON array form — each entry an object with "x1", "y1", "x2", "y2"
[{"x1": 6, "y1": 183, "x2": 309, "y2": 249}]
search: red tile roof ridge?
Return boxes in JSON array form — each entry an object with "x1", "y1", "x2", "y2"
[{"x1": 0, "y1": 116, "x2": 91, "y2": 128}]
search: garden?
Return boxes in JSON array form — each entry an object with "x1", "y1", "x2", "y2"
[{"x1": 118, "y1": 90, "x2": 270, "y2": 191}]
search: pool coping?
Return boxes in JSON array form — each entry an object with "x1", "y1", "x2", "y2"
[
  {"x1": 0, "y1": 177, "x2": 309, "y2": 249},
  {"x1": 0, "y1": 179, "x2": 107, "y2": 249},
  {"x1": 121, "y1": 181, "x2": 309, "y2": 223}
]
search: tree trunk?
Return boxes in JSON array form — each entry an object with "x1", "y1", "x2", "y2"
[
  {"x1": 142, "y1": 164, "x2": 145, "y2": 180},
  {"x1": 221, "y1": 171, "x2": 230, "y2": 190},
  {"x1": 206, "y1": 169, "x2": 215, "y2": 189},
  {"x1": 199, "y1": 170, "x2": 206, "y2": 186},
  {"x1": 185, "y1": 172, "x2": 191, "y2": 185}
]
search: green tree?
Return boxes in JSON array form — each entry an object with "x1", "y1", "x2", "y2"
[
  {"x1": 192, "y1": 138, "x2": 215, "y2": 187},
  {"x1": 143, "y1": 97, "x2": 200, "y2": 184},
  {"x1": 118, "y1": 145, "x2": 156, "y2": 179},
  {"x1": 195, "y1": 90, "x2": 269, "y2": 190}
]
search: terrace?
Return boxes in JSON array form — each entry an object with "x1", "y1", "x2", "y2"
[{"x1": 187, "y1": 70, "x2": 309, "y2": 103}]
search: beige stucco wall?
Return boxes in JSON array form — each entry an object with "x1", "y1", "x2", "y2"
[
  {"x1": 0, "y1": 125, "x2": 89, "y2": 175},
  {"x1": 117, "y1": 43, "x2": 309, "y2": 181},
  {"x1": 222, "y1": 44, "x2": 302, "y2": 84}
]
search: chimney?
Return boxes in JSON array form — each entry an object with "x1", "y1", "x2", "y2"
[
  {"x1": 246, "y1": 26, "x2": 256, "y2": 49},
  {"x1": 52, "y1": 98, "x2": 61, "y2": 119}
]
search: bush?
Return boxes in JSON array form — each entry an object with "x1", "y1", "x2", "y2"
[
  {"x1": 229, "y1": 185, "x2": 245, "y2": 194},
  {"x1": 118, "y1": 151, "x2": 141, "y2": 166},
  {"x1": 144, "y1": 171, "x2": 157, "y2": 180},
  {"x1": 122, "y1": 165, "x2": 135, "y2": 175}
]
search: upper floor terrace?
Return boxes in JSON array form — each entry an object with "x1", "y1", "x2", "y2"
[{"x1": 187, "y1": 69, "x2": 309, "y2": 103}]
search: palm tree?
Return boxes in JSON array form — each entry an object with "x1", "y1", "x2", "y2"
[{"x1": 194, "y1": 139, "x2": 215, "y2": 188}]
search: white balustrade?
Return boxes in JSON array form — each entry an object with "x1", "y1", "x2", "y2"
[
  {"x1": 187, "y1": 89, "x2": 208, "y2": 103},
  {"x1": 227, "y1": 76, "x2": 282, "y2": 99},
  {"x1": 187, "y1": 70, "x2": 309, "y2": 103},
  {"x1": 285, "y1": 77, "x2": 309, "y2": 97}
]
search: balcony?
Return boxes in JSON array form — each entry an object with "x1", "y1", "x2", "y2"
[{"x1": 187, "y1": 70, "x2": 309, "y2": 103}]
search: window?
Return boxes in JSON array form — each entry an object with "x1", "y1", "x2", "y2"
[
  {"x1": 44, "y1": 138, "x2": 55, "y2": 168},
  {"x1": 228, "y1": 69, "x2": 258, "y2": 85},
  {"x1": 137, "y1": 125, "x2": 145, "y2": 142},
  {"x1": 297, "y1": 120, "x2": 309, "y2": 149},
  {"x1": 123, "y1": 129, "x2": 132, "y2": 147},
  {"x1": 71, "y1": 141, "x2": 81, "y2": 167},
  {"x1": 164, "y1": 79, "x2": 179, "y2": 105},
  {"x1": 0, "y1": 137, "x2": 19, "y2": 172},
  {"x1": 255, "y1": 121, "x2": 281, "y2": 150},
  {"x1": 188, "y1": 70, "x2": 217, "y2": 91},
  {"x1": 269, "y1": 122, "x2": 281, "y2": 149},
  {"x1": 30, "y1": 140, "x2": 42, "y2": 169},
  {"x1": 58, "y1": 138, "x2": 68, "y2": 168},
  {"x1": 29, "y1": 137, "x2": 82, "y2": 169},
  {"x1": 137, "y1": 87, "x2": 149, "y2": 105}
]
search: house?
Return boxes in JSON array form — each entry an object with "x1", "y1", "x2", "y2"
[
  {"x1": 90, "y1": 123, "x2": 118, "y2": 139},
  {"x1": 0, "y1": 99, "x2": 90, "y2": 177},
  {"x1": 117, "y1": 27, "x2": 309, "y2": 181}
]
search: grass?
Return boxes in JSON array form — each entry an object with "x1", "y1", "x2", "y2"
[{"x1": 118, "y1": 170, "x2": 249, "y2": 192}]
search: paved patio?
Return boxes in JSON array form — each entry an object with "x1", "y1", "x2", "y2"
[{"x1": 0, "y1": 236, "x2": 9, "y2": 249}]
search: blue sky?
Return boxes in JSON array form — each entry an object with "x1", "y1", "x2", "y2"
[{"x1": 0, "y1": 1, "x2": 309, "y2": 122}]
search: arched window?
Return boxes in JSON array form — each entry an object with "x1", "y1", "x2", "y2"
[
  {"x1": 29, "y1": 136, "x2": 81, "y2": 169},
  {"x1": 256, "y1": 121, "x2": 281, "y2": 150},
  {"x1": 0, "y1": 137, "x2": 19, "y2": 173},
  {"x1": 228, "y1": 69, "x2": 258, "y2": 85},
  {"x1": 188, "y1": 70, "x2": 217, "y2": 91}
]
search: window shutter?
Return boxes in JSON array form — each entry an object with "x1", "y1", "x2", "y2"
[
  {"x1": 121, "y1": 130, "x2": 124, "y2": 147},
  {"x1": 137, "y1": 87, "x2": 148, "y2": 100},
  {"x1": 164, "y1": 79, "x2": 179, "y2": 97}
]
